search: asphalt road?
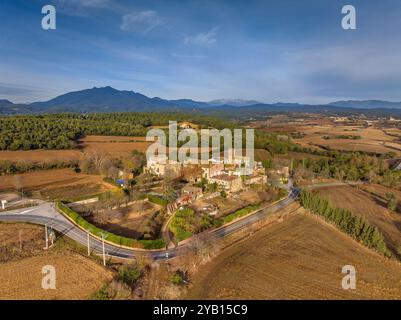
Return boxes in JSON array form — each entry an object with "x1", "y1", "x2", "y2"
[{"x1": 0, "y1": 188, "x2": 300, "y2": 260}]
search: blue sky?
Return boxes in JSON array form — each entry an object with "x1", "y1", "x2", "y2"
[{"x1": 1, "y1": 0, "x2": 401, "y2": 104}]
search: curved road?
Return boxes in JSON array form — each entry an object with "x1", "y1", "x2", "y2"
[{"x1": 0, "y1": 188, "x2": 300, "y2": 260}]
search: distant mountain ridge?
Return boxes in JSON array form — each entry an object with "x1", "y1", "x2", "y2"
[
  {"x1": 2, "y1": 86, "x2": 401, "y2": 116},
  {"x1": 329, "y1": 100, "x2": 401, "y2": 109},
  {"x1": 207, "y1": 99, "x2": 261, "y2": 107}
]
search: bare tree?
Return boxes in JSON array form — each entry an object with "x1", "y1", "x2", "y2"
[{"x1": 13, "y1": 175, "x2": 23, "y2": 198}]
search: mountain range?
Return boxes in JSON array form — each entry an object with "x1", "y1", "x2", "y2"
[{"x1": 1, "y1": 86, "x2": 401, "y2": 117}]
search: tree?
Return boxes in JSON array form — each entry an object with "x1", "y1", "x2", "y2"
[
  {"x1": 385, "y1": 193, "x2": 398, "y2": 211},
  {"x1": 13, "y1": 175, "x2": 23, "y2": 198}
]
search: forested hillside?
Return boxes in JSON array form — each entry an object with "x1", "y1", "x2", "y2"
[{"x1": 0, "y1": 113, "x2": 232, "y2": 151}]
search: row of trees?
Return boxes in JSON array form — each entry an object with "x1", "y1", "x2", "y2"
[
  {"x1": 299, "y1": 189, "x2": 389, "y2": 256},
  {"x1": 0, "y1": 159, "x2": 78, "y2": 175}
]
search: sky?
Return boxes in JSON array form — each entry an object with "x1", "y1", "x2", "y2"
[{"x1": 1, "y1": 0, "x2": 401, "y2": 104}]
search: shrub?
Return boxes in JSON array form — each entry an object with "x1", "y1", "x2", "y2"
[
  {"x1": 170, "y1": 274, "x2": 184, "y2": 286},
  {"x1": 90, "y1": 285, "x2": 110, "y2": 300},
  {"x1": 169, "y1": 207, "x2": 196, "y2": 242},
  {"x1": 223, "y1": 205, "x2": 260, "y2": 224},
  {"x1": 118, "y1": 266, "x2": 141, "y2": 285},
  {"x1": 170, "y1": 270, "x2": 188, "y2": 286},
  {"x1": 147, "y1": 194, "x2": 169, "y2": 206},
  {"x1": 277, "y1": 188, "x2": 288, "y2": 200}
]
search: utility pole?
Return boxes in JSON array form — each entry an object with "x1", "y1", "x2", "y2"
[
  {"x1": 100, "y1": 233, "x2": 107, "y2": 266},
  {"x1": 50, "y1": 228, "x2": 54, "y2": 246},
  {"x1": 87, "y1": 232, "x2": 90, "y2": 256},
  {"x1": 19, "y1": 229, "x2": 22, "y2": 251},
  {"x1": 45, "y1": 224, "x2": 49, "y2": 249}
]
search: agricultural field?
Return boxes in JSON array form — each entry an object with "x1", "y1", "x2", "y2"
[
  {"x1": 0, "y1": 252, "x2": 112, "y2": 300},
  {"x1": 185, "y1": 212, "x2": 401, "y2": 300},
  {"x1": 0, "y1": 149, "x2": 83, "y2": 164},
  {"x1": 0, "y1": 223, "x2": 45, "y2": 263},
  {"x1": 0, "y1": 222, "x2": 112, "y2": 300},
  {"x1": 77, "y1": 135, "x2": 151, "y2": 158},
  {"x1": 292, "y1": 124, "x2": 401, "y2": 155},
  {"x1": 0, "y1": 168, "x2": 116, "y2": 200},
  {"x1": 314, "y1": 185, "x2": 401, "y2": 254},
  {"x1": 0, "y1": 135, "x2": 150, "y2": 165}
]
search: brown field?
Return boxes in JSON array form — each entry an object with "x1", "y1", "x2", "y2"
[
  {"x1": 185, "y1": 213, "x2": 401, "y2": 299},
  {"x1": 315, "y1": 185, "x2": 401, "y2": 253},
  {"x1": 361, "y1": 183, "x2": 401, "y2": 202},
  {"x1": 0, "y1": 252, "x2": 112, "y2": 300},
  {"x1": 0, "y1": 135, "x2": 151, "y2": 165},
  {"x1": 0, "y1": 168, "x2": 116, "y2": 200},
  {"x1": 383, "y1": 128, "x2": 401, "y2": 138},
  {"x1": 0, "y1": 223, "x2": 45, "y2": 263},
  {"x1": 78, "y1": 135, "x2": 151, "y2": 158},
  {"x1": 96, "y1": 201, "x2": 161, "y2": 238},
  {"x1": 293, "y1": 125, "x2": 401, "y2": 155},
  {"x1": 0, "y1": 149, "x2": 83, "y2": 163}
]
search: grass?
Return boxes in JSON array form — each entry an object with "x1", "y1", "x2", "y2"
[
  {"x1": 147, "y1": 194, "x2": 169, "y2": 206},
  {"x1": 223, "y1": 204, "x2": 261, "y2": 224},
  {"x1": 90, "y1": 284, "x2": 110, "y2": 300},
  {"x1": 169, "y1": 207, "x2": 196, "y2": 242}
]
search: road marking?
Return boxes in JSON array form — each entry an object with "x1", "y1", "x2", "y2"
[{"x1": 15, "y1": 208, "x2": 36, "y2": 215}]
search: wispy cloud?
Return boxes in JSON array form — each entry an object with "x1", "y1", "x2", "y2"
[
  {"x1": 184, "y1": 26, "x2": 220, "y2": 46},
  {"x1": 55, "y1": 0, "x2": 112, "y2": 16},
  {"x1": 171, "y1": 53, "x2": 207, "y2": 59},
  {"x1": 0, "y1": 83, "x2": 45, "y2": 103},
  {"x1": 120, "y1": 11, "x2": 165, "y2": 34}
]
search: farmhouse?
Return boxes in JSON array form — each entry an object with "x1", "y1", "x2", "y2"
[
  {"x1": 209, "y1": 174, "x2": 243, "y2": 193},
  {"x1": 244, "y1": 174, "x2": 267, "y2": 186},
  {"x1": 202, "y1": 163, "x2": 224, "y2": 179},
  {"x1": 181, "y1": 185, "x2": 203, "y2": 199}
]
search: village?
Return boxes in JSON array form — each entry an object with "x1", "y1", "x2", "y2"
[{"x1": 143, "y1": 150, "x2": 290, "y2": 217}]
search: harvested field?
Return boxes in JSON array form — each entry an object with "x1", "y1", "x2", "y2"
[
  {"x1": 0, "y1": 169, "x2": 116, "y2": 200},
  {"x1": 185, "y1": 213, "x2": 401, "y2": 299},
  {"x1": 0, "y1": 252, "x2": 112, "y2": 300},
  {"x1": 293, "y1": 125, "x2": 401, "y2": 155},
  {"x1": 314, "y1": 185, "x2": 401, "y2": 253},
  {"x1": 0, "y1": 149, "x2": 82, "y2": 164},
  {"x1": 0, "y1": 223, "x2": 45, "y2": 263},
  {"x1": 78, "y1": 135, "x2": 151, "y2": 157},
  {"x1": 361, "y1": 183, "x2": 401, "y2": 202},
  {"x1": 0, "y1": 135, "x2": 150, "y2": 165}
]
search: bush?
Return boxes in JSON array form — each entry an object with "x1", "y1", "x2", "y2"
[
  {"x1": 169, "y1": 207, "x2": 196, "y2": 242},
  {"x1": 170, "y1": 274, "x2": 184, "y2": 286},
  {"x1": 277, "y1": 188, "x2": 288, "y2": 200},
  {"x1": 147, "y1": 194, "x2": 169, "y2": 206},
  {"x1": 223, "y1": 205, "x2": 260, "y2": 224},
  {"x1": 140, "y1": 239, "x2": 166, "y2": 249},
  {"x1": 170, "y1": 270, "x2": 188, "y2": 286},
  {"x1": 90, "y1": 285, "x2": 110, "y2": 300},
  {"x1": 118, "y1": 266, "x2": 141, "y2": 285}
]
